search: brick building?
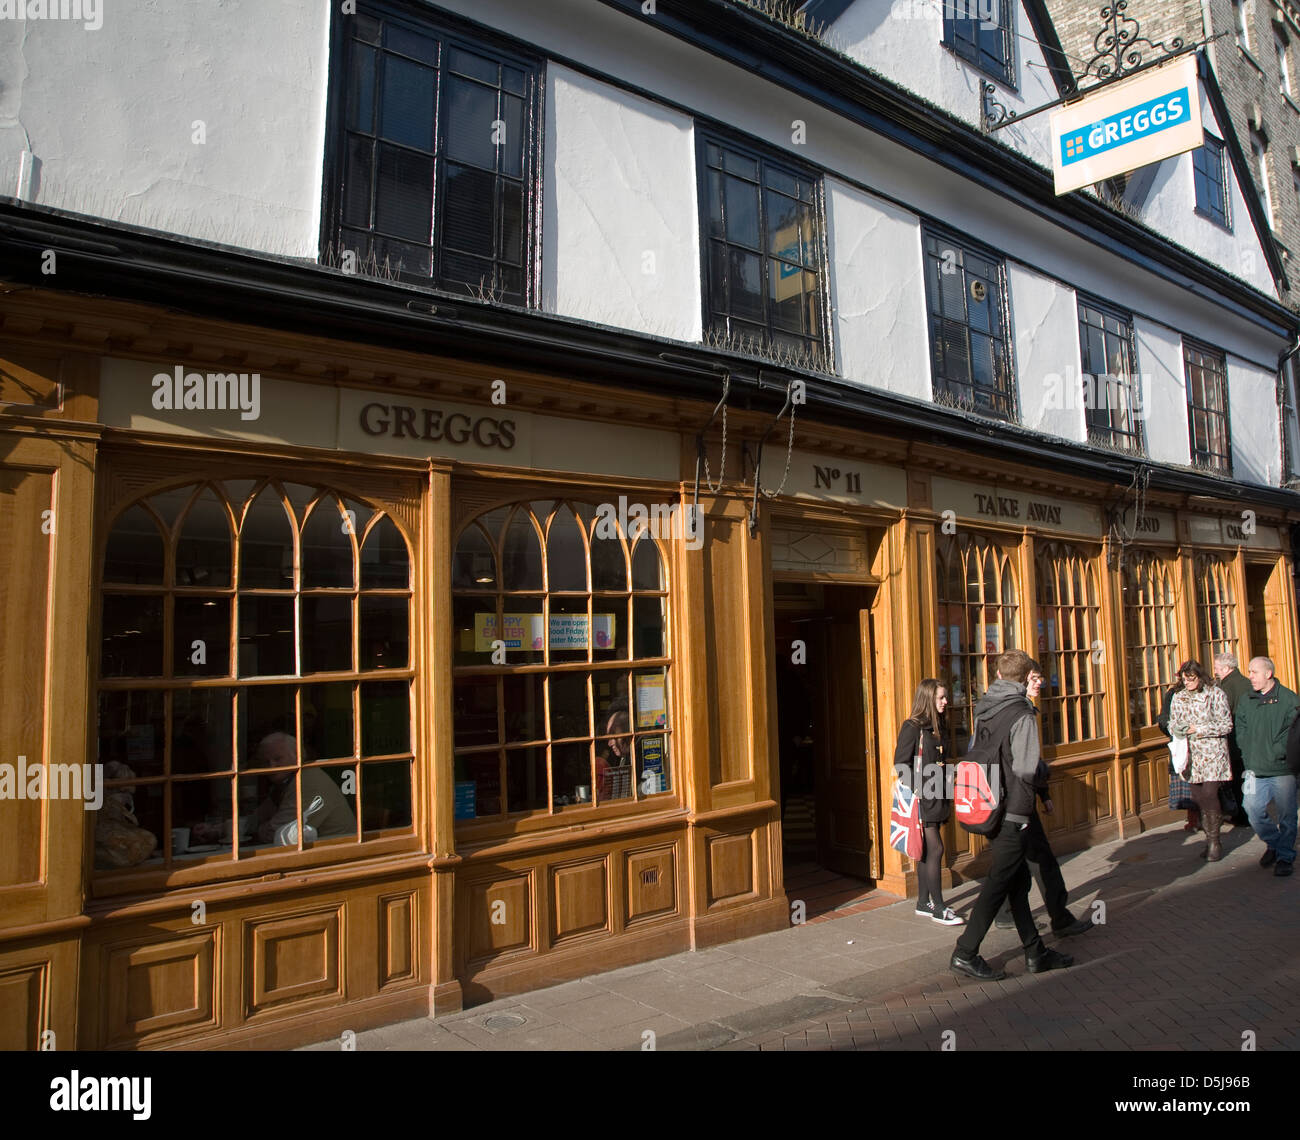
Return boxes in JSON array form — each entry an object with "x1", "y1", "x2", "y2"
[{"x1": 1048, "y1": 0, "x2": 1300, "y2": 310}]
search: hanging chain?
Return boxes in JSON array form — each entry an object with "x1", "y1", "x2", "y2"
[
  {"x1": 759, "y1": 387, "x2": 798, "y2": 499},
  {"x1": 702, "y1": 400, "x2": 727, "y2": 495}
]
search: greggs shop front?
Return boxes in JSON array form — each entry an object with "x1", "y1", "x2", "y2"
[{"x1": 1, "y1": 288, "x2": 1297, "y2": 1049}]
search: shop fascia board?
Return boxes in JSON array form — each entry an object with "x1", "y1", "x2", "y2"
[
  {"x1": 905, "y1": 440, "x2": 1300, "y2": 527},
  {"x1": 2, "y1": 201, "x2": 1300, "y2": 515},
  {"x1": 592, "y1": 0, "x2": 1292, "y2": 311}
]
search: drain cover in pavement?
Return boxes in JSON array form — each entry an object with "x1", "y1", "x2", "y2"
[{"x1": 482, "y1": 1013, "x2": 528, "y2": 1030}]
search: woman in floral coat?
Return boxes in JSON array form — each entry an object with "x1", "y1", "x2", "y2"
[{"x1": 1168, "y1": 660, "x2": 1234, "y2": 861}]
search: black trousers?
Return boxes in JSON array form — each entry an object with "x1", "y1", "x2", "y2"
[
  {"x1": 955, "y1": 817, "x2": 1046, "y2": 959},
  {"x1": 994, "y1": 811, "x2": 1069, "y2": 928}
]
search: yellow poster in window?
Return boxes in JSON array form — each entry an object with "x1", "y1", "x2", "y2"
[{"x1": 635, "y1": 673, "x2": 667, "y2": 728}]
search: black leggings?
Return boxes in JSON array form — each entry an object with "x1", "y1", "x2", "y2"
[
  {"x1": 919, "y1": 824, "x2": 945, "y2": 910},
  {"x1": 1191, "y1": 780, "x2": 1223, "y2": 816}
]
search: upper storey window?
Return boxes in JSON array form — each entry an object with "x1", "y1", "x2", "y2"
[
  {"x1": 922, "y1": 229, "x2": 1016, "y2": 421},
  {"x1": 1184, "y1": 340, "x2": 1232, "y2": 475},
  {"x1": 1077, "y1": 298, "x2": 1143, "y2": 454},
  {"x1": 329, "y1": 5, "x2": 541, "y2": 305},
  {"x1": 1192, "y1": 135, "x2": 1231, "y2": 229},
  {"x1": 944, "y1": 0, "x2": 1016, "y2": 88},
  {"x1": 697, "y1": 132, "x2": 829, "y2": 367}
]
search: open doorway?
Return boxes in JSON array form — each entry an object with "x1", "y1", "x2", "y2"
[
  {"x1": 773, "y1": 580, "x2": 879, "y2": 911},
  {"x1": 1245, "y1": 563, "x2": 1274, "y2": 663}
]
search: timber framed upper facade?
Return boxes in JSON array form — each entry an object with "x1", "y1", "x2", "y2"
[{"x1": 1, "y1": 0, "x2": 1299, "y2": 1050}]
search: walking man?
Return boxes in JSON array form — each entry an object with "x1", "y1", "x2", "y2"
[
  {"x1": 951, "y1": 650, "x2": 1074, "y2": 981},
  {"x1": 1235, "y1": 656, "x2": 1300, "y2": 877},
  {"x1": 1213, "y1": 652, "x2": 1252, "y2": 827},
  {"x1": 993, "y1": 667, "x2": 1092, "y2": 937}
]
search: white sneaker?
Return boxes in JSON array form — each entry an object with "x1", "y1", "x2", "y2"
[{"x1": 932, "y1": 907, "x2": 964, "y2": 926}]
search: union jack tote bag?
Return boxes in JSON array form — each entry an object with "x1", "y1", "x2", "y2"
[{"x1": 889, "y1": 741, "x2": 924, "y2": 860}]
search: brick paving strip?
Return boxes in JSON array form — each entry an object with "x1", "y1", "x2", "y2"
[{"x1": 301, "y1": 820, "x2": 1300, "y2": 1051}]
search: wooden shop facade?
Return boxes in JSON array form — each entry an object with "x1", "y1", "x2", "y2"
[{"x1": 2, "y1": 239, "x2": 1299, "y2": 1050}]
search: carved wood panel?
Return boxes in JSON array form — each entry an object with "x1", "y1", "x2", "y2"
[
  {"x1": 465, "y1": 872, "x2": 532, "y2": 962},
  {"x1": 103, "y1": 931, "x2": 218, "y2": 1046},
  {"x1": 551, "y1": 858, "x2": 610, "y2": 943},
  {"x1": 625, "y1": 844, "x2": 677, "y2": 924},
  {"x1": 707, "y1": 831, "x2": 756, "y2": 905},
  {"x1": 0, "y1": 962, "x2": 48, "y2": 1050},
  {"x1": 379, "y1": 891, "x2": 417, "y2": 988},
  {"x1": 245, "y1": 908, "x2": 342, "y2": 1016}
]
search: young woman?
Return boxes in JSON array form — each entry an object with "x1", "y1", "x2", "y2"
[
  {"x1": 894, "y1": 678, "x2": 962, "y2": 925},
  {"x1": 1168, "y1": 660, "x2": 1234, "y2": 861}
]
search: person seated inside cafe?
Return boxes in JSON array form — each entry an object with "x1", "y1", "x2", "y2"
[
  {"x1": 597, "y1": 698, "x2": 633, "y2": 802},
  {"x1": 192, "y1": 732, "x2": 356, "y2": 846},
  {"x1": 252, "y1": 732, "x2": 357, "y2": 843}
]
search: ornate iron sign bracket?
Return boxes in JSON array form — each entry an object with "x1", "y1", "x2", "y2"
[{"x1": 983, "y1": 2, "x2": 1213, "y2": 131}]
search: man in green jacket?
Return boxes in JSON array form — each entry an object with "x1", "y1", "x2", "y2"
[
  {"x1": 1214, "y1": 652, "x2": 1253, "y2": 826},
  {"x1": 1235, "y1": 657, "x2": 1300, "y2": 877}
]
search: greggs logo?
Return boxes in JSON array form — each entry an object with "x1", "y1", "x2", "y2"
[{"x1": 359, "y1": 402, "x2": 516, "y2": 449}]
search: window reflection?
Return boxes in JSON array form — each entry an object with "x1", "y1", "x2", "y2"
[
  {"x1": 95, "y1": 478, "x2": 415, "y2": 873},
  {"x1": 451, "y1": 498, "x2": 674, "y2": 821}
]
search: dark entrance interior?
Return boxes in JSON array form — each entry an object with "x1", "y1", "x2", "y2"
[
  {"x1": 773, "y1": 580, "x2": 879, "y2": 909},
  {"x1": 1245, "y1": 563, "x2": 1273, "y2": 663}
]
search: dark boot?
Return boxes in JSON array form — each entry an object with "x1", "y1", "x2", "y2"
[
  {"x1": 1185, "y1": 809, "x2": 1201, "y2": 832},
  {"x1": 1201, "y1": 809, "x2": 1223, "y2": 862}
]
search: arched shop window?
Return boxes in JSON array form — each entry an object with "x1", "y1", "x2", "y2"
[
  {"x1": 1195, "y1": 552, "x2": 1239, "y2": 665},
  {"x1": 451, "y1": 499, "x2": 672, "y2": 823},
  {"x1": 1122, "y1": 551, "x2": 1179, "y2": 732},
  {"x1": 935, "y1": 531, "x2": 1020, "y2": 747},
  {"x1": 96, "y1": 479, "x2": 414, "y2": 873},
  {"x1": 1035, "y1": 542, "x2": 1106, "y2": 747}
]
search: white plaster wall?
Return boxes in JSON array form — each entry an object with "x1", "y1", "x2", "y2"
[
  {"x1": 1134, "y1": 317, "x2": 1191, "y2": 468},
  {"x1": 1227, "y1": 356, "x2": 1281, "y2": 486},
  {"x1": 1008, "y1": 266, "x2": 1084, "y2": 441},
  {"x1": 829, "y1": 0, "x2": 1058, "y2": 167},
  {"x1": 824, "y1": 177, "x2": 930, "y2": 398},
  {"x1": 542, "y1": 65, "x2": 701, "y2": 340},
  {"x1": 422, "y1": 0, "x2": 1284, "y2": 362},
  {"x1": 1135, "y1": 90, "x2": 1275, "y2": 296},
  {"x1": 0, "y1": 1, "x2": 329, "y2": 256}
]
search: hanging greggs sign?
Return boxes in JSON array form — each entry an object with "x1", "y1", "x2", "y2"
[{"x1": 1050, "y1": 55, "x2": 1202, "y2": 195}]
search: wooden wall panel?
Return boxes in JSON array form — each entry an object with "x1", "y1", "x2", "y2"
[
  {"x1": 246, "y1": 908, "x2": 342, "y2": 1016},
  {"x1": 704, "y1": 516, "x2": 752, "y2": 787},
  {"x1": 465, "y1": 873, "x2": 532, "y2": 961},
  {"x1": 104, "y1": 931, "x2": 218, "y2": 1046},
  {"x1": 0, "y1": 347, "x2": 64, "y2": 410},
  {"x1": 551, "y1": 858, "x2": 609, "y2": 943},
  {"x1": 379, "y1": 891, "x2": 416, "y2": 988},
  {"x1": 0, "y1": 467, "x2": 53, "y2": 890},
  {"x1": 626, "y1": 845, "x2": 676, "y2": 924},
  {"x1": 707, "y1": 831, "x2": 756, "y2": 904},
  {"x1": 0, "y1": 961, "x2": 48, "y2": 1050}
]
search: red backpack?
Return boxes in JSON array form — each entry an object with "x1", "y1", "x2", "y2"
[{"x1": 953, "y1": 701, "x2": 1032, "y2": 835}]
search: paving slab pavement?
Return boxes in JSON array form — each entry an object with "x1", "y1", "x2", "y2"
[{"x1": 301, "y1": 818, "x2": 1300, "y2": 1051}]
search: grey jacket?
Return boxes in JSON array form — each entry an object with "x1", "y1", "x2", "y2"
[{"x1": 970, "y1": 678, "x2": 1044, "y2": 826}]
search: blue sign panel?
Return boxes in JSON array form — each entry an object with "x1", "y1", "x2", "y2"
[{"x1": 1059, "y1": 88, "x2": 1191, "y2": 168}]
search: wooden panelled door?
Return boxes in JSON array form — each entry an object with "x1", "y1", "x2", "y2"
[{"x1": 813, "y1": 590, "x2": 878, "y2": 880}]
